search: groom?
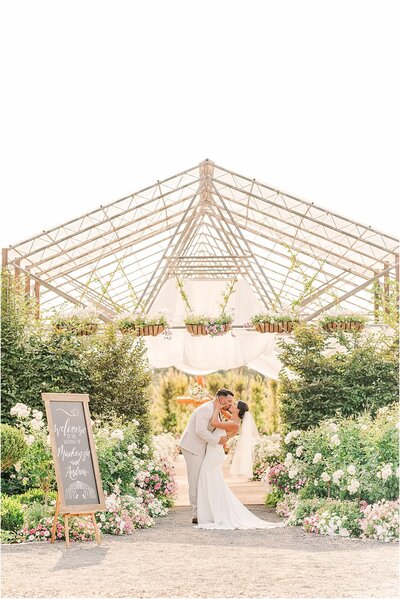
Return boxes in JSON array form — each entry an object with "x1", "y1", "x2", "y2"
[{"x1": 179, "y1": 388, "x2": 234, "y2": 524}]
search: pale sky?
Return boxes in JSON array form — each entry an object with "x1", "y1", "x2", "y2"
[{"x1": 1, "y1": 0, "x2": 398, "y2": 249}]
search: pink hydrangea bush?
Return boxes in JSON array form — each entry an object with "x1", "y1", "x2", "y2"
[
  {"x1": 17, "y1": 517, "x2": 95, "y2": 543},
  {"x1": 359, "y1": 499, "x2": 399, "y2": 543},
  {"x1": 99, "y1": 492, "x2": 153, "y2": 535}
]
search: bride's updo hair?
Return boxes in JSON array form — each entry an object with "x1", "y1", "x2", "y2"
[{"x1": 237, "y1": 400, "x2": 249, "y2": 420}]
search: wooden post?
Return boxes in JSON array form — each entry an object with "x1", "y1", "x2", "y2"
[
  {"x1": 91, "y1": 513, "x2": 102, "y2": 546},
  {"x1": 383, "y1": 262, "x2": 390, "y2": 315},
  {"x1": 34, "y1": 280, "x2": 40, "y2": 319},
  {"x1": 14, "y1": 259, "x2": 21, "y2": 280},
  {"x1": 51, "y1": 494, "x2": 60, "y2": 543},
  {"x1": 25, "y1": 270, "x2": 31, "y2": 297},
  {"x1": 2, "y1": 248, "x2": 8, "y2": 269},
  {"x1": 396, "y1": 255, "x2": 400, "y2": 321},
  {"x1": 64, "y1": 515, "x2": 70, "y2": 547},
  {"x1": 373, "y1": 271, "x2": 381, "y2": 323}
]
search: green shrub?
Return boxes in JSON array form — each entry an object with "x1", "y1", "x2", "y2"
[
  {"x1": 1, "y1": 271, "x2": 90, "y2": 422},
  {"x1": 280, "y1": 404, "x2": 399, "y2": 504},
  {"x1": 1, "y1": 424, "x2": 27, "y2": 472},
  {"x1": 83, "y1": 325, "x2": 152, "y2": 439},
  {"x1": 0, "y1": 495, "x2": 24, "y2": 532},
  {"x1": 278, "y1": 324, "x2": 398, "y2": 431},
  {"x1": 289, "y1": 498, "x2": 327, "y2": 525},
  {"x1": 18, "y1": 489, "x2": 57, "y2": 506},
  {"x1": 23, "y1": 501, "x2": 54, "y2": 529},
  {"x1": 264, "y1": 490, "x2": 282, "y2": 508}
]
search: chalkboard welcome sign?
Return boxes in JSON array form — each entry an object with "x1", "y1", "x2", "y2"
[{"x1": 42, "y1": 393, "x2": 106, "y2": 515}]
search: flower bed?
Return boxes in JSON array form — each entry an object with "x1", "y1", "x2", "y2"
[
  {"x1": 258, "y1": 405, "x2": 399, "y2": 541},
  {"x1": 1, "y1": 406, "x2": 178, "y2": 543}
]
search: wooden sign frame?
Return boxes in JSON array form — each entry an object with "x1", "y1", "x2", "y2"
[{"x1": 42, "y1": 393, "x2": 106, "y2": 547}]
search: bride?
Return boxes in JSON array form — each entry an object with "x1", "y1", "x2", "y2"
[{"x1": 196, "y1": 397, "x2": 285, "y2": 530}]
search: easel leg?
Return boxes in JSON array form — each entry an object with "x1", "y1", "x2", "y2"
[
  {"x1": 51, "y1": 494, "x2": 60, "y2": 544},
  {"x1": 64, "y1": 515, "x2": 70, "y2": 548},
  {"x1": 91, "y1": 513, "x2": 102, "y2": 546}
]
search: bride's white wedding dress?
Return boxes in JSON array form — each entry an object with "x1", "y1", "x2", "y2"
[{"x1": 197, "y1": 430, "x2": 285, "y2": 530}]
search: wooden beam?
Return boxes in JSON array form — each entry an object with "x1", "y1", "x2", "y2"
[
  {"x1": 305, "y1": 262, "x2": 398, "y2": 321},
  {"x1": 383, "y1": 261, "x2": 390, "y2": 315},
  {"x1": 34, "y1": 281, "x2": 40, "y2": 319},
  {"x1": 25, "y1": 270, "x2": 31, "y2": 297},
  {"x1": 2, "y1": 248, "x2": 8, "y2": 268}
]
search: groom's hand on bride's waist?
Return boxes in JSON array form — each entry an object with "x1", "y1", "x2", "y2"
[{"x1": 218, "y1": 435, "x2": 228, "y2": 445}]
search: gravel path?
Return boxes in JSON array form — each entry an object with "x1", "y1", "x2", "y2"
[{"x1": 2, "y1": 506, "x2": 398, "y2": 599}]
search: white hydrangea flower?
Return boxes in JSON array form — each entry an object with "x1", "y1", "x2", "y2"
[
  {"x1": 14, "y1": 462, "x2": 21, "y2": 472},
  {"x1": 330, "y1": 434, "x2": 340, "y2": 446},
  {"x1": 339, "y1": 528, "x2": 350, "y2": 537},
  {"x1": 321, "y1": 472, "x2": 331, "y2": 482},
  {"x1": 32, "y1": 409, "x2": 43, "y2": 421},
  {"x1": 10, "y1": 403, "x2": 31, "y2": 419},
  {"x1": 347, "y1": 465, "x2": 356, "y2": 475},
  {"x1": 295, "y1": 446, "x2": 304, "y2": 457},
  {"x1": 288, "y1": 468, "x2": 298, "y2": 479},
  {"x1": 347, "y1": 479, "x2": 360, "y2": 494},
  {"x1": 313, "y1": 453, "x2": 322, "y2": 464},
  {"x1": 284, "y1": 452, "x2": 293, "y2": 467},
  {"x1": 328, "y1": 422, "x2": 339, "y2": 432},
  {"x1": 284, "y1": 432, "x2": 293, "y2": 445},
  {"x1": 25, "y1": 434, "x2": 35, "y2": 446},
  {"x1": 111, "y1": 429, "x2": 124, "y2": 441},
  {"x1": 332, "y1": 469, "x2": 344, "y2": 484},
  {"x1": 284, "y1": 430, "x2": 301, "y2": 444},
  {"x1": 381, "y1": 464, "x2": 393, "y2": 481},
  {"x1": 30, "y1": 418, "x2": 43, "y2": 431}
]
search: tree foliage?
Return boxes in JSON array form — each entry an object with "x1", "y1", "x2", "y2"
[
  {"x1": 83, "y1": 325, "x2": 152, "y2": 441},
  {"x1": 278, "y1": 324, "x2": 399, "y2": 431}
]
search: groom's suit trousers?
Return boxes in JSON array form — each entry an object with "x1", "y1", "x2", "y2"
[{"x1": 181, "y1": 448, "x2": 205, "y2": 518}]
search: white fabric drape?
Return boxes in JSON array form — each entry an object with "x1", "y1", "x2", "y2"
[{"x1": 142, "y1": 278, "x2": 282, "y2": 378}]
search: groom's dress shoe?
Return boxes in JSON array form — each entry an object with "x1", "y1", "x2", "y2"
[{"x1": 192, "y1": 518, "x2": 198, "y2": 524}]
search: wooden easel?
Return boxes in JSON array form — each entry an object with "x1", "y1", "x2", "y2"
[{"x1": 51, "y1": 493, "x2": 102, "y2": 548}]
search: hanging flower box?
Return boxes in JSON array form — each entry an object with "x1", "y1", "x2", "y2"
[
  {"x1": 51, "y1": 308, "x2": 99, "y2": 336},
  {"x1": 250, "y1": 312, "x2": 300, "y2": 334},
  {"x1": 115, "y1": 314, "x2": 168, "y2": 337},
  {"x1": 184, "y1": 313, "x2": 233, "y2": 337},
  {"x1": 185, "y1": 323, "x2": 208, "y2": 336},
  {"x1": 319, "y1": 313, "x2": 367, "y2": 332}
]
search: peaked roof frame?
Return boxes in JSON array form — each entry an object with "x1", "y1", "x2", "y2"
[{"x1": 3, "y1": 159, "x2": 399, "y2": 321}]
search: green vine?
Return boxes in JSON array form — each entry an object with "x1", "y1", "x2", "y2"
[{"x1": 176, "y1": 276, "x2": 237, "y2": 316}]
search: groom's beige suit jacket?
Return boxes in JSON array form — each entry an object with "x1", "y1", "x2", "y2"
[{"x1": 179, "y1": 400, "x2": 220, "y2": 456}]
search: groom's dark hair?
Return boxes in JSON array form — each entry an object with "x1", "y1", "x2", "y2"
[{"x1": 216, "y1": 388, "x2": 234, "y2": 398}]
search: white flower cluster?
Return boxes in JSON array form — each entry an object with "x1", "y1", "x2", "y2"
[
  {"x1": 111, "y1": 429, "x2": 124, "y2": 441},
  {"x1": 10, "y1": 403, "x2": 31, "y2": 419},
  {"x1": 10, "y1": 403, "x2": 44, "y2": 431},
  {"x1": 153, "y1": 433, "x2": 179, "y2": 465},
  {"x1": 284, "y1": 430, "x2": 301, "y2": 445},
  {"x1": 347, "y1": 479, "x2": 360, "y2": 494},
  {"x1": 376, "y1": 463, "x2": 394, "y2": 481},
  {"x1": 318, "y1": 512, "x2": 350, "y2": 538},
  {"x1": 332, "y1": 469, "x2": 344, "y2": 484},
  {"x1": 254, "y1": 433, "x2": 282, "y2": 462}
]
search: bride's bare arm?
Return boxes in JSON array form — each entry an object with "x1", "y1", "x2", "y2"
[{"x1": 210, "y1": 404, "x2": 239, "y2": 434}]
